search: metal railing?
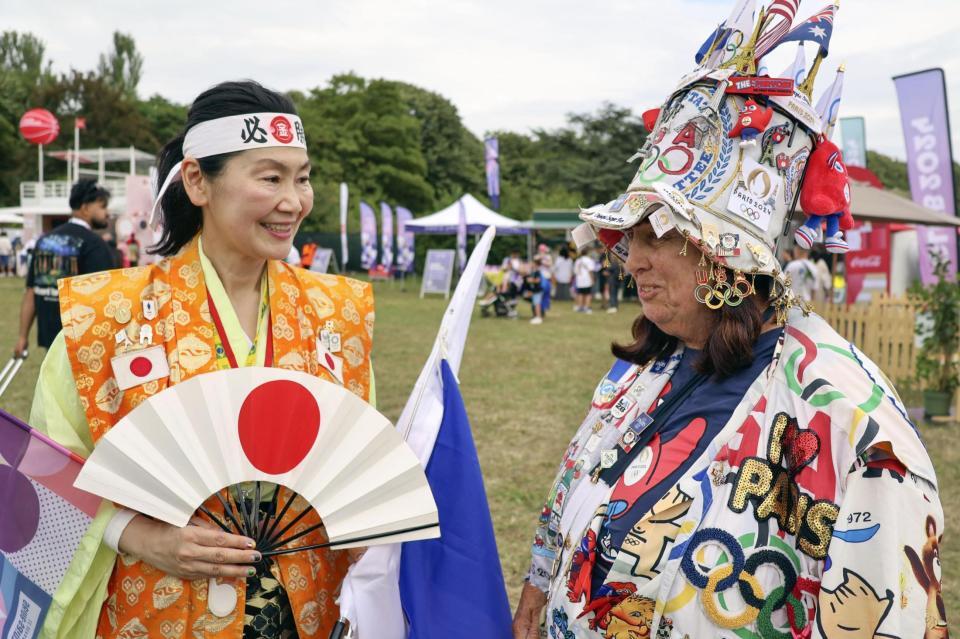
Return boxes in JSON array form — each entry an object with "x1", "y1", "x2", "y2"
[{"x1": 20, "y1": 178, "x2": 128, "y2": 204}]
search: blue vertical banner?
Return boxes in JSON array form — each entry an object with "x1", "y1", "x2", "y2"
[
  {"x1": 398, "y1": 360, "x2": 513, "y2": 639},
  {"x1": 396, "y1": 206, "x2": 415, "y2": 273},
  {"x1": 484, "y1": 137, "x2": 500, "y2": 210},
  {"x1": 380, "y1": 202, "x2": 394, "y2": 270},
  {"x1": 893, "y1": 68, "x2": 958, "y2": 283},
  {"x1": 360, "y1": 201, "x2": 378, "y2": 270},
  {"x1": 839, "y1": 117, "x2": 867, "y2": 168}
]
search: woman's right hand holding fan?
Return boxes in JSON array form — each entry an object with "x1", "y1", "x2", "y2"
[{"x1": 118, "y1": 515, "x2": 260, "y2": 580}]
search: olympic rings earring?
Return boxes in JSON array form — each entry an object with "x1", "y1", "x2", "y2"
[{"x1": 709, "y1": 267, "x2": 732, "y2": 309}]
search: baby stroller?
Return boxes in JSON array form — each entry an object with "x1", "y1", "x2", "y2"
[{"x1": 478, "y1": 274, "x2": 519, "y2": 318}]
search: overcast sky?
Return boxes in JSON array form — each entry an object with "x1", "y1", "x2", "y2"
[{"x1": 4, "y1": 0, "x2": 959, "y2": 162}]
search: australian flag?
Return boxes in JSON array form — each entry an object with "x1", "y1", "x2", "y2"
[
  {"x1": 775, "y1": 5, "x2": 835, "y2": 55},
  {"x1": 398, "y1": 359, "x2": 513, "y2": 639}
]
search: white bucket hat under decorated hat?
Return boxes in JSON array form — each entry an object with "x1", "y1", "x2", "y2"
[{"x1": 575, "y1": 0, "x2": 851, "y2": 316}]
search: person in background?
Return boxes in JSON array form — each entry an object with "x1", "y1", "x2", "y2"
[
  {"x1": 14, "y1": 179, "x2": 113, "y2": 355},
  {"x1": 101, "y1": 232, "x2": 125, "y2": 268},
  {"x1": 810, "y1": 248, "x2": 833, "y2": 305},
  {"x1": 300, "y1": 240, "x2": 318, "y2": 270},
  {"x1": 537, "y1": 243, "x2": 553, "y2": 316},
  {"x1": 501, "y1": 249, "x2": 524, "y2": 295},
  {"x1": 125, "y1": 232, "x2": 141, "y2": 267},
  {"x1": 523, "y1": 256, "x2": 545, "y2": 325},
  {"x1": 784, "y1": 245, "x2": 818, "y2": 303},
  {"x1": 573, "y1": 248, "x2": 596, "y2": 313},
  {"x1": 0, "y1": 230, "x2": 13, "y2": 276},
  {"x1": 553, "y1": 246, "x2": 574, "y2": 301},
  {"x1": 605, "y1": 256, "x2": 622, "y2": 314}
]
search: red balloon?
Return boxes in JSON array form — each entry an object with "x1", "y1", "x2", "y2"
[
  {"x1": 237, "y1": 380, "x2": 321, "y2": 475},
  {"x1": 19, "y1": 108, "x2": 60, "y2": 145}
]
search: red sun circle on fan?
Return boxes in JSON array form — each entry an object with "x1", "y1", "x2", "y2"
[
  {"x1": 270, "y1": 116, "x2": 294, "y2": 144},
  {"x1": 238, "y1": 380, "x2": 321, "y2": 474}
]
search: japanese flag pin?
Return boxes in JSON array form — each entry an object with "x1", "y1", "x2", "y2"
[
  {"x1": 316, "y1": 337, "x2": 344, "y2": 384},
  {"x1": 142, "y1": 298, "x2": 158, "y2": 321},
  {"x1": 111, "y1": 344, "x2": 169, "y2": 390}
]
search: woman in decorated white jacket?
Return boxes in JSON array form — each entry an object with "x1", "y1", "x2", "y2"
[{"x1": 512, "y1": 7, "x2": 947, "y2": 638}]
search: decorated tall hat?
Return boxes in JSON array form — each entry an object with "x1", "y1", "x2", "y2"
[{"x1": 576, "y1": 0, "x2": 850, "y2": 308}]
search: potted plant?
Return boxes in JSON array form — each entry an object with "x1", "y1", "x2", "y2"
[{"x1": 910, "y1": 250, "x2": 960, "y2": 417}]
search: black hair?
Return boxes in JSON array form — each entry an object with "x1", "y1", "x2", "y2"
[
  {"x1": 150, "y1": 80, "x2": 298, "y2": 256},
  {"x1": 69, "y1": 179, "x2": 111, "y2": 210},
  {"x1": 559, "y1": 246, "x2": 569, "y2": 259}
]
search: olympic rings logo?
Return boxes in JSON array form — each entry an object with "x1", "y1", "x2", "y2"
[
  {"x1": 738, "y1": 202, "x2": 762, "y2": 221},
  {"x1": 694, "y1": 275, "x2": 752, "y2": 309},
  {"x1": 680, "y1": 528, "x2": 808, "y2": 635}
]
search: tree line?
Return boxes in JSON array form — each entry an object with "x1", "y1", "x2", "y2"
[{"x1": 1, "y1": 30, "x2": 953, "y2": 232}]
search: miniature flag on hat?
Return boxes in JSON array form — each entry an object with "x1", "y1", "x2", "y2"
[
  {"x1": 780, "y1": 43, "x2": 807, "y2": 85},
  {"x1": 774, "y1": 4, "x2": 836, "y2": 56},
  {"x1": 755, "y1": 0, "x2": 802, "y2": 59},
  {"x1": 112, "y1": 345, "x2": 169, "y2": 390},
  {"x1": 815, "y1": 65, "x2": 845, "y2": 139}
]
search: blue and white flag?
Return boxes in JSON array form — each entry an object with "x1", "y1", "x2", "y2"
[
  {"x1": 338, "y1": 227, "x2": 504, "y2": 639},
  {"x1": 398, "y1": 358, "x2": 513, "y2": 638}
]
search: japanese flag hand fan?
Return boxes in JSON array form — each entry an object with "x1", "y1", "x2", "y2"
[{"x1": 74, "y1": 367, "x2": 439, "y2": 554}]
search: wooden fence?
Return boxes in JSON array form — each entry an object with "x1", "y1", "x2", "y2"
[{"x1": 814, "y1": 294, "x2": 919, "y2": 385}]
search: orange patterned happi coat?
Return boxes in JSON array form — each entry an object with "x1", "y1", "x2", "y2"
[{"x1": 58, "y1": 238, "x2": 374, "y2": 639}]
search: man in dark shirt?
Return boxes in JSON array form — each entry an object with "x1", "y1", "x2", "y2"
[{"x1": 14, "y1": 179, "x2": 115, "y2": 354}]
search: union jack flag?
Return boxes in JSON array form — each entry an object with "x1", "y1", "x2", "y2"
[
  {"x1": 773, "y1": 4, "x2": 836, "y2": 56},
  {"x1": 754, "y1": 0, "x2": 802, "y2": 59}
]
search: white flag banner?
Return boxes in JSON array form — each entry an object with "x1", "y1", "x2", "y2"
[{"x1": 337, "y1": 226, "x2": 497, "y2": 638}]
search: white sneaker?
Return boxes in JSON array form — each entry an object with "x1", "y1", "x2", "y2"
[
  {"x1": 530, "y1": 317, "x2": 543, "y2": 325},
  {"x1": 607, "y1": 307, "x2": 618, "y2": 314},
  {"x1": 584, "y1": 308, "x2": 593, "y2": 314}
]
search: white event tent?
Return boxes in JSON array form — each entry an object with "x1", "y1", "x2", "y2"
[{"x1": 404, "y1": 194, "x2": 528, "y2": 235}]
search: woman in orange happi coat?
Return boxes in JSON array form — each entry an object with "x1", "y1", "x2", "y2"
[{"x1": 33, "y1": 81, "x2": 374, "y2": 639}]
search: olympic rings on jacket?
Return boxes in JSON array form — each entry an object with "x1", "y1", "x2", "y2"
[
  {"x1": 701, "y1": 564, "x2": 763, "y2": 628},
  {"x1": 680, "y1": 528, "x2": 808, "y2": 634},
  {"x1": 680, "y1": 528, "x2": 744, "y2": 590}
]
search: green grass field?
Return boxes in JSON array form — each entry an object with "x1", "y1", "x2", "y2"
[{"x1": 1, "y1": 274, "x2": 957, "y2": 615}]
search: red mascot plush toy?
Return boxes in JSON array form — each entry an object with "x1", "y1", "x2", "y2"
[
  {"x1": 795, "y1": 137, "x2": 854, "y2": 253},
  {"x1": 728, "y1": 99, "x2": 773, "y2": 146}
]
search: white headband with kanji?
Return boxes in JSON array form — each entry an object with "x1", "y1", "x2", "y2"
[{"x1": 150, "y1": 112, "x2": 307, "y2": 227}]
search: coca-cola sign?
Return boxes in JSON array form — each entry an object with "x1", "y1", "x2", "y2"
[
  {"x1": 849, "y1": 255, "x2": 882, "y2": 269},
  {"x1": 846, "y1": 249, "x2": 888, "y2": 274}
]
